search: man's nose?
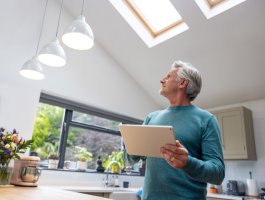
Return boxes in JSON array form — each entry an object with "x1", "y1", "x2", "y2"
[{"x1": 160, "y1": 78, "x2": 166, "y2": 84}]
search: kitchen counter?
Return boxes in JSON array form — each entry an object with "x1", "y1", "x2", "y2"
[
  {"x1": 59, "y1": 186, "x2": 139, "y2": 193},
  {"x1": 0, "y1": 186, "x2": 111, "y2": 200},
  {"x1": 57, "y1": 186, "x2": 139, "y2": 199},
  {"x1": 207, "y1": 193, "x2": 244, "y2": 200},
  {"x1": 207, "y1": 193, "x2": 261, "y2": 200}
]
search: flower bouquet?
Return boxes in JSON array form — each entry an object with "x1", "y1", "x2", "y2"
[{"x1": 0, "y1": 127, "x2": 32, "y2": 185}]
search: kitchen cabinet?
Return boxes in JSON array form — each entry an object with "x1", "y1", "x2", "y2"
[{"x1": 211, "y1": 106, "x2": 256, "y2": 160}]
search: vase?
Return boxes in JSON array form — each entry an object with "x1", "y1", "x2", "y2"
[
  {"x1": 0, "y1": 166, "x2": 13, "y2": 185},
  {"x1": 76, "y1": 161, "x2": 87, "y2": 171},
  {"x1": 48, "y1": 159, "x2": 59, "y2": 169},
  {"x1": 111, "y1": 163, "x2": 121, "y2": 174}
]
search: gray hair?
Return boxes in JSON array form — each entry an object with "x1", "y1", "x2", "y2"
[{"x1": 171, "y1": 60, "x2": 202, "y2": 101}]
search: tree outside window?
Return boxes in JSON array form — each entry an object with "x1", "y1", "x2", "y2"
[{"x1": 31, "y1": 103, "x2": 122, "y2": 170}]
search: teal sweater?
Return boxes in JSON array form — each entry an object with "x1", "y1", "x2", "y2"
[{"x1": 137, "y1": 105, "x2": 225, "y2": 200}]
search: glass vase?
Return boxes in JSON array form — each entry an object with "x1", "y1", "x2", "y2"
[{"x1": 0, "y1": 166, "x2": 13, "y2": 185}]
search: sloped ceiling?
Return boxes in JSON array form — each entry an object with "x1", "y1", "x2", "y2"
[
  {"x1": 2, "y1": 0, "x2": 265, "y2": 109},
  {"x1": 66, "y1": 0, "x2": 265, "y2": 109}
]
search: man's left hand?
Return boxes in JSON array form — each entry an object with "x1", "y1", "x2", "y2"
[{"x1": 160, "y1": 140, "x2": 189, "y2": 168}]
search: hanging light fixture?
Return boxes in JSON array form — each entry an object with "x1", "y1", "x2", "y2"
[
  {"x1": 20, "y1": 56, "x2": 44, "y2": 80},
  {"x1": 62, "y1": 0, "x2": 94, "y2": 50},
  {"x1": 38, "y1": 0, "x2": 66, "y2": 67},
  {"x1": 20, "y1": 0, "x2": 48, "y2": 80}
]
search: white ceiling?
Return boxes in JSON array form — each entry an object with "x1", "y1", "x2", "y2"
[{"x1": 1, "y1": 0, "x2": 265, "y2": 109}]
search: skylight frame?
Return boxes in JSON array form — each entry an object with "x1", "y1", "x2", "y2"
[
  {"x1": 195, "y1": 0, "x2": 247, "y2": 19},
  {"x1": 124, "y1": 0, "x2": 184, "y2": 38},
  {"x1": 109, "y1": 0, "x2": 189, "y2": 48},
  {"x1": 206, "y1": 0, "x2": 226, "y2": 8}
]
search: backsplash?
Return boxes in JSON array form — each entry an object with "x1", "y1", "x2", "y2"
[{"x1": 39, "y1": 170, "x2": 144, "y2": 188}]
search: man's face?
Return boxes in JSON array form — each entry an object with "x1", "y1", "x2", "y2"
[{"x1": 159, "y1": 68, "x2": 179, "y2": 98}]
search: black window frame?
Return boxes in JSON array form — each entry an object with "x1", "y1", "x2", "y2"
[{"x1": 39, "y1": 92, "x2": 143, "y2": 169}]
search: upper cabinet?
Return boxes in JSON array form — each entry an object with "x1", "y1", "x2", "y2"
[{"x1": 211, "y1": 106, "x2": 257, "y2": 160}]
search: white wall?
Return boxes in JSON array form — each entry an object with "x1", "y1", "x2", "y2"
[
  {"x1": 208, "y1": 99, "x2": 265, "y2": 193},
  {"x1": 0, "y1": 83, "x2": 40, "y2": 140}
]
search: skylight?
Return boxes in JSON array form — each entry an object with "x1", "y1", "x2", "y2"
[
  {"x1": 109, "y1": 0, "x2": 245, "y2": 47},
  {"x1": 195, "y1": 0, "x2": 247, "y2": 19},
  {"x1": 125, "y1": 0, "x2": 183, "y2": 37},
  {"x1": 109, "y1": 0, "x2": 188, "y2": 48}
]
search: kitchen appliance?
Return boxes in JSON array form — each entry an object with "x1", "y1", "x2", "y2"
[
  {"x1": 226, "y1": 180, "x2": 245, "y2": 196},
  {"x1": 10, "y1": 156, "x2": 41, "y2": 186},
  {"x1": 260, "y1": 188, "x2": 265, "y2": 199},
  {"x1": 246, "y1": 171, "x2": 258, "y2": 197}
]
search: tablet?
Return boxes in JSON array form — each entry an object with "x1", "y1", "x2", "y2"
[{"x1": 119, "y1": 124, "x2": 176, "y2": 158}]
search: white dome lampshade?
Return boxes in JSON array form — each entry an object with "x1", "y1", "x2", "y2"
[
  {"x1": 20, "y1": 56, "x2": 44, "y2": 80},
  {"x1": 38, "y1": 37, "x2": 66, "y2": 67},
  {"x1": 62, "y1": 15, "x2": 94, "y2": 50}
]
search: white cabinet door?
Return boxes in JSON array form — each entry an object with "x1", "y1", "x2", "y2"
[{"x1": 212, "y1": 107, "x2": 256, "y2": 160}]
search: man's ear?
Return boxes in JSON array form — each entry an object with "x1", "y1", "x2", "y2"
[{"x1": 179, "y1": 79, "x2": 189, "y2": 89}]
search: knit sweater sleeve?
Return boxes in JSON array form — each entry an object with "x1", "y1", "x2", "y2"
[{"x1": 182, "y1": 116, "x2": 225, "y2": 185}]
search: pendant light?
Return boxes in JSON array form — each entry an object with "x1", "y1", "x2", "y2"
[
  {"x1": 38, "y1": 0, "x2": 66, "y2": 67},
  {"x1": 19, "y1": 0, "x2": 48, "y2": 80},
  {"x1": 62, "y1": 0, "x2": 94, "y2": 50}
]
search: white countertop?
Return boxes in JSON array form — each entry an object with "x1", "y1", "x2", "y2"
[
  {"x1": 55, "y1": 186, "x2": 260, "y2": 200},
  {"x1": 0, "y1": 186, "x2": 110, "y2": 200},
  {"x1": 57, "y1": 186, "x2": 139, "y2": 194},
  {"x1": 207, "y1": 193, "x2": 244, "y2": 200},
  {"x1": 207, "y1": 193, "x2": 261, "y2": 200}
]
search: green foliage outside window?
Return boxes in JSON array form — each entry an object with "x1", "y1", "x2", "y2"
[
  {"x1": 31, "y1": 103, "x2": 64, "y2": 160},
  {"x1": 31, "y1": 102, "x2": 123, "y2": 171}
]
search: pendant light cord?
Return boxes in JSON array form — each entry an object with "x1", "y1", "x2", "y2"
[
  {"x1": 55, "y1": 0, "x2": 64, "y2": 37},
  {"x1": 35, "y1": 0, "x2": 48, "y2": 55},
  {"x1": 81, "y1": 0, "x2": 85, "y2": 15}
]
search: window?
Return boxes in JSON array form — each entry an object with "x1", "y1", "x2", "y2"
[
  {"x1": 64, "y1": 126, "x2": 121, "y2": 169},
  {"x1": 125, "y1": 0, "x2": 184, "y2": 37},
  {"x1": 72, "y1": 111, "x2": 120, "y2": 131},
  {"x1": 109, "y1": 0, "x2": 189, "y2": 48},
  {"x1": 31, "y1": 103, "x2": 63, "y2": 161},
  {"x1": 31, "y1": 93, "x2": 142, "y2": 171},
  {"x1": 195, "y1": 0, "x2": 246, "y2": 19},
  {"x1": 109, "y1": 0, "x2": 246, "y2": 47}
]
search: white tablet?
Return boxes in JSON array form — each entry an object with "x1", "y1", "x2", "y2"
[{"x1": 119, "y1": 124, "x2": 176, "y2": 158}]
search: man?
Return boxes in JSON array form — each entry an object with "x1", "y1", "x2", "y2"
[{"x1": 129, "y1": 60, "x2": 225, "y2": 200}]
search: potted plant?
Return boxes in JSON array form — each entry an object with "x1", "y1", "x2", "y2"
[
  {"x1": 103, "y1": 151, "x2": 125, "y2": 174},
  {"x1": 48, "y1": 153, "x2": 59, "y2": 169},
  {"x1": 75, "y1": 146, "x2": 93, "y2": 171}
]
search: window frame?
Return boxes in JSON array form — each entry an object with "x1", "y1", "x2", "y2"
[
  {"x1": 39, "y1": 92, "x2": 143, "y2": 169},
  {"x1": 124, "y1": 0, "x2": 184, "y2": 37},
  {"x1": 109, "y1": 0, "x2": 189, "y2": 48},
  {"x1": 206, "y1": 0, "x2": 226, "y2": 8}
]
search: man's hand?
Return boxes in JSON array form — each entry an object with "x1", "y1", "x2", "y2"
[{"x1": 160, "y1": 140, "x2": 189, "y2": 168}]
